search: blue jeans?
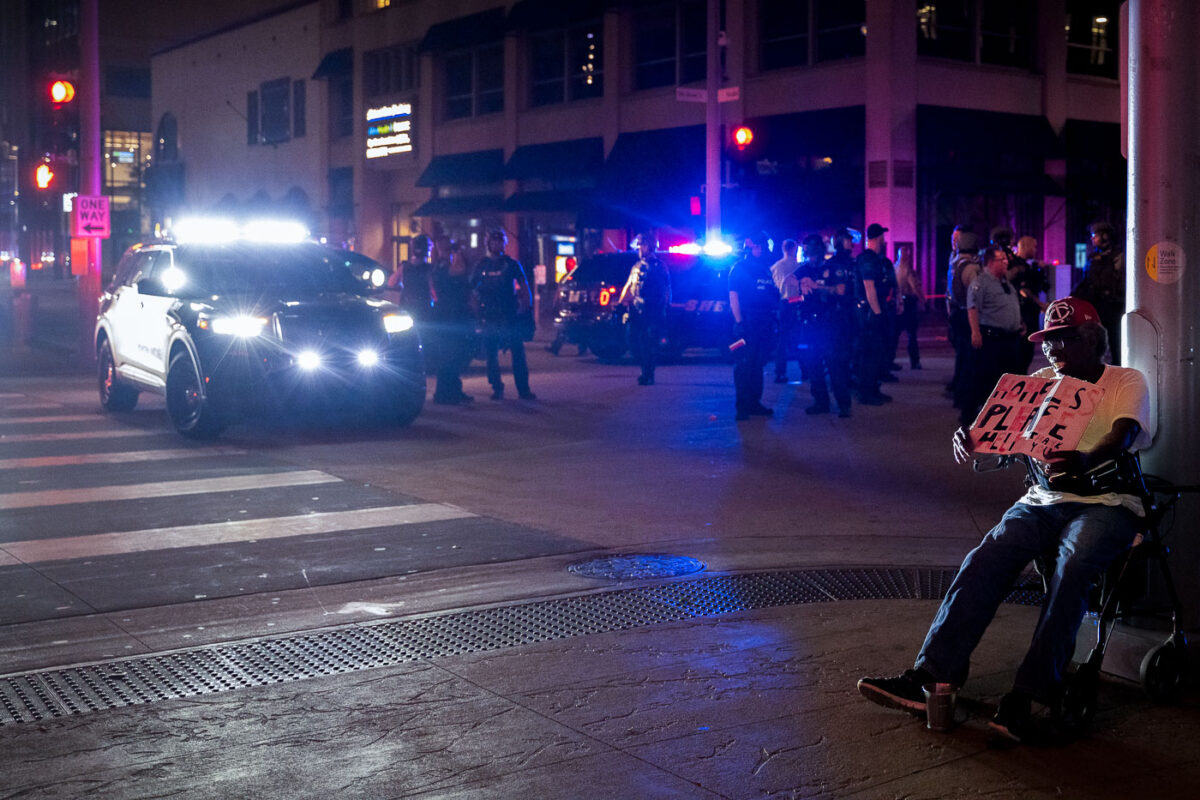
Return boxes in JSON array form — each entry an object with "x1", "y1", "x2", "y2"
[{"x1": 916, "y1": 501, "x2": 1140, "y2": 700}]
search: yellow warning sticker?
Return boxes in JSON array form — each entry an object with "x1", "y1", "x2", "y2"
[{"x1": 1145, "y1": 241, "x2": 1185, "y2": 284}]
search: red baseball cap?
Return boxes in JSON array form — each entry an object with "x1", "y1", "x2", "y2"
[{"x1": 1028, "y1": 297, "x2": 1102, "y2": 342}]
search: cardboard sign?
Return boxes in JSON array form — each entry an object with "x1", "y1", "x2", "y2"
[{"x1": 970, "y1": 374, "x2": 1105, "y2": 460}]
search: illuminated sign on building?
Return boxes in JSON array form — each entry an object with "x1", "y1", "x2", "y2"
[{"x1": 366, "y1": 102, "x2": 413, "y2": 159}]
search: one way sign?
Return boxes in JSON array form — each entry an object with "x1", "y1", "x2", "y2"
[{"x1": 72, "y1": 195, "x2": 110, "y2": 239}]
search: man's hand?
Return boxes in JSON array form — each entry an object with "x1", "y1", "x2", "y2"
[
  {"x1": 799, "y1": 276, "x2": 816, "y2": 295},
  {"x1": 971, "y1": 329, "x2": 983, "y2": 349},
  {"x1": 1040, "y1": 448, "x2": 1090, "y2": 478},
  {"x1": 952, "y1": 426, "x2": 977, "y2": 465}
]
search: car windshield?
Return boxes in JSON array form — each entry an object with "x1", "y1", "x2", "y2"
[
  {"x1": 172, "y1": 244, "x2": 363, "y2": 298},
  {"x1": 568, "y1": 253, "x2": 638, "y2": 285}
]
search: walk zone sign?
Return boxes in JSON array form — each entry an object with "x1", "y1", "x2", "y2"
[
  {"x1": 969, "y1": 374, "x2": 1104, "y2": 460},
  {"x1": 72, "y1": 195, "x2": 110, "y2": 238}
]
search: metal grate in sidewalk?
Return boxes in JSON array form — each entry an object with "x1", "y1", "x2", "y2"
[{"x1": 0, "y1": 567, "x2": 1042, "y2": 725}]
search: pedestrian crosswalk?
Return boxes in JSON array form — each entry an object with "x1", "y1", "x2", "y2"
[{"x1": 0, "y1": 388, "x2": 553, "y2": 628}]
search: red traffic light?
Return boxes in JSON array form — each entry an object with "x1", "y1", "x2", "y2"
[
  {"x1": 733, "y1": 126, "x2": 754, "y2": 150},
  {"x1": 49, "y1": 79, "x2": 76, "y2": 105},
  {"x1": 34, "y1": 162, "x2": 55, "y2": 189}
]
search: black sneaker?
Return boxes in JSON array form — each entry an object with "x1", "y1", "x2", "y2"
[
  {"x1": 989, "y1": 692, "x2": 1033, "y2": 743},
  {"x1": 749, "y1": 404, "x2": 774, "y2": 416},
  {"x1": 490, "y1": 388, "x2": 504, "y2": 401},
  {"x1": 805, "y1": 404, "x2": 831, "y2": 415},
  {"x1": 518, "y1": 391, "x2": 538, "y2": 401},
  {"x1": 857, "y1": 668, "x2": 933, "y2": 714}
]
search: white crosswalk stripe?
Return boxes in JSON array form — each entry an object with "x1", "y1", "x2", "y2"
[
  {"x1": 1, "y1": 503, "x2": 475, "y2": 563},
  {"x1": 0, "y1": 429, "x2": 165, "y2": 443},
  {"x1": 0, "y1": 470, "x2": 340, "y2": 509},
  {"x1": 0, "y1": 447, "x2": 247, "y2": 470},
  {"x1": 0, "y1": 414, "x2": 105, "y2": 425}
]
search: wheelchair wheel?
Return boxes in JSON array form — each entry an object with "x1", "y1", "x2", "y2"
[
  {"x1": 1141, "y1": 639, "x2": 1188, "y2": 703},
  {"x1": 1058, "y1": 663, "x2": 1099, "y2": 735}
]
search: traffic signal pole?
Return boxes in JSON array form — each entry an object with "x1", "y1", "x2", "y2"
[
  {"x1": 77, "y1": 0, "x2": 101, "y2": 366},
  {"x1": 704, "y1": 0, "x2": 720, "y2": 241}
]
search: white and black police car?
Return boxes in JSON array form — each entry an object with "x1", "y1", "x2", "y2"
[{"x1": 95, "y1": 218, "x2": 423, "y2": 439}]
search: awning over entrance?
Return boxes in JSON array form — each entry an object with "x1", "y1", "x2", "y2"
[
  {"x1": 312, "y1": 48, "x2": 352, "y2": 80},
  {"x1": 420, "y1": 8, "x2": 505, "y2": 52},
  {"x1": 917, "y1": 105, "x2": 1064, "y2": 195},
  {"x1": 413, "y1": 194, "x2": 505, "y2": 217},
  {"x1": 505, "y1": 137, "x2": 604, "y2": 181},
  {"x1": 593, "y1": 125, "x2": 705, "y2": 230},
  {"x1": 416, "y1": 149, "x2": 505, "y2": 187}
]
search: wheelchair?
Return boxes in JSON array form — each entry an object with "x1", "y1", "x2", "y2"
[{"x1": 975, "y1": 451, "x2": 1197, "y2": 733}]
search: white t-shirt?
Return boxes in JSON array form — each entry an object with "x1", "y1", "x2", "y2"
[
  {"x1": 1018, "y1": 364, "x2": 1154, "y2": 515},
  {"x1": 770, "y1": 257, "x2": 801, "y2": 300}
]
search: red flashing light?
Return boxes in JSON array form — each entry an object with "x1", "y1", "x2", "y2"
[
  {"x1": 733, "y1": 126, "x2": 753, "y2": 149},
  {"x1": 34, "y1": 162, "x2": 55, "y2": 189},
  {"x1": 49, "y1": 79, "x2": 76, "y2": 105}
]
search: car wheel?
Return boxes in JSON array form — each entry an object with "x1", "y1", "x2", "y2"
[
  {"x1": 166, "y1": 351, "x2": 225, "y2": 439},
  {"x1": 97, "y1": 339, "x2": 138, "y2": 412},
  {"x1": 388, "y1": 385, "x2": 425, "y2": 427}
]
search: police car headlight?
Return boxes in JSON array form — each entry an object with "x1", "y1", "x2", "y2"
[
  {"x1": 383, "y1": 313, "x2": 414, "y2": 334},
  {"x1": 370, "y1": 268, "x2": 387, "y2": 288},
  {"x1": 202, "y1": 314, "x2": 270, "y2": 338}
]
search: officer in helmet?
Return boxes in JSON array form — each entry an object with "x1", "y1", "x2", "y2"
[
  {"x1": 470, "y1": 228, "x2": 536, "y2": 400},
  {"x1": 619, "y1": 229, "x2": 671, "y2": 386},
  {"x1": 727, "y1": 231, "x2": 779, "y2": 420}
]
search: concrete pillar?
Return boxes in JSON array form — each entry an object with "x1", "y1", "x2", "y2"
[
  {"x1": 1125, "y1": 0, "x2": 1200, "y2": 630},
  {"x1": 864, "y1": 0, "x2": 917, "y2": 262},
  {"x1": 1039, "y1": 0, "x2": 1069, "y2": 281}
]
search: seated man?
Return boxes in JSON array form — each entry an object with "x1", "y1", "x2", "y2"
[{"x1": 857, "y1": 297, "x2": 1153, "y2": 742}]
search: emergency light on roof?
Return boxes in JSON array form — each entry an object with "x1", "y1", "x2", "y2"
[
  {"x1": 666, "y1": 238, "x2": 733, "y2": 258},
  {"x1": 171, "y1": 216, "x2": 310, "y2": 245}
]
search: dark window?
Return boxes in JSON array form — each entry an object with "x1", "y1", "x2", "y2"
[
  {"x1": 530, "y1": 21, "x2": 603, "y2": 108},
  {"x1": 247, "y1": 91, "x2": 259, "y2": 145},
  {"x1": 1066, "y1": 0, "x2": 1119, "y2": 79},
  {"x1": 331, "y1": 73, "x2": 354, "y2": 137},
  {"x1": 633, "y1": 1, "x2": 711, "y2": 90},
  {"x1": 364, "y1": 44, "x2": 419, "y2": 98},
  {"x1": 293, "y1": 80, "x2": 306, "y2": 138},
  {"x1": 443, "y1": 44, "x2": 504, "y2": 120},
  {"x1": 980, "y1": 0, "x2": 1034, "y2": 68},
  {"x1": 155, "y1": 113, "x2": 179, "y2": 161},
  {"x1": 105, "y1": 66, "x2": 151, "y2": 98},
  {"x1": 260, "y1": 77, "x2": 290, "y2": 144},
  {"x1": 917, "y1": 0, "x2": 973, "y2": 61},
  {"x1": 329, "y1": 166, "x2": 354, "y2": 218},
  {"x1": 634, "y1": 5, "x2": 677, "y2": 89},
  {"x1": 814, "y1": 0, "x2": 865, "y2": 62},
  {"x1": 760, "y1": 0, "x2": 809, "y2": 71}
]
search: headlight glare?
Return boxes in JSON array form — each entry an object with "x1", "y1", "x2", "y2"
[{"x1": 383, "y1": 313, "x2": 414, "y2": 334}]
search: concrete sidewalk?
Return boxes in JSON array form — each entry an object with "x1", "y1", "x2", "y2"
[{"x1": 2, "y1": 302, "x2": 1198, "y2": 798}]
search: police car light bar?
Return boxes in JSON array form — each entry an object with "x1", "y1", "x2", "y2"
[{"x1": 171, "y1": 216, "x2": 310, "y2": 245}]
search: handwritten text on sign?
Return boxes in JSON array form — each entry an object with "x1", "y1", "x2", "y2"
[
  {"x1": 72, "y1": 195, "x2": 110, "y2": 239},
  {"x1": 969, "y1": 374, "x2": 1104, "y2": 459}
]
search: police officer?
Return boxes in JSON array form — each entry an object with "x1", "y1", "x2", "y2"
[
  {"x1": 854, "y1": 223, "x2": 894, "y2": 405},
  {"x1": 798, "y1": 233, "x2": 853, "y2": 417},
  {"x1": 430, "y1": 235, "x2": 475, "y2": 405},
  {"x1": 728, "y1": 232, "x2": 779, "y2": 421},
  {"x1": 1072, "y1": 221, "x2": 1124, "y2": 363},
  {"x1": 470, "y1": 228, "x2": 536, "y2": 401},
  {"x1": 401, "y1": 234, "x2": 435, "y2": 323},
  {"x1": 619, "y1": 229, "x2": 671, "y2": 386}
]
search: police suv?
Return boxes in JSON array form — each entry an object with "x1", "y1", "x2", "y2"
[
  {"x1": 550, "y1": 250, "x2": 736, "y2": 362},
  {"x1": 95, "y1": 222, "x2": 424, "y2": 439}
]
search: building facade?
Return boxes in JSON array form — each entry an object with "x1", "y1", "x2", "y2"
[{"x1": 150, "y1": 0, "x2": 1125, "y2": 299}]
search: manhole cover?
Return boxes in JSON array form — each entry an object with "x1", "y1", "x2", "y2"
[{"x1": 567, "y1": 553, "x2": 706, "y2": 580}]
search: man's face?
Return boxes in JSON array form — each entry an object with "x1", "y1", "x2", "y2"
[
  {"x1": 802, "y1": 243, "x2": 823, "y2": 262},
  {"x1": 487, "y1": 234, "x2": 504, "y2": 255},
  {"x1": 637, "y1": 236, "x2": 656, "y2": 259},
  {"x1": 987, "y1": 251, "x2": 1009, "y2": 276},
  {"x1": 1041, "y1": 328, "x2": 1097, "y2": 378},
  {"x1": 746, "y1": 241, "x2": 763, "y2": 258},
  {"x1": 1017, "y1": 239, "x2": 1037, "y2": 260},
  {"x1": 1091, "y1": 231, "x2": 1111, "y2": 251}
]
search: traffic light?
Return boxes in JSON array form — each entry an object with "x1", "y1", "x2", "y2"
[
  {"x1": 49, "y1": 79, "x2": 76, "y2": 106},
  {"x1": 34, "y1": 161, "x2": 55, "y2": 190},
  {"x1": 732, "y1": 125, "x2": 754, "y2": 150}
]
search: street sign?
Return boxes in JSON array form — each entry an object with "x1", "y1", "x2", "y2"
[
  {"x1": 675, "y1": 86, "x2": 740, "y2": 103},
  {"x1": 72, "y1": 195, "x2": 110, "y2": 238}
]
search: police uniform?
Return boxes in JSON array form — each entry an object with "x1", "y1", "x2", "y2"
[
  {"x1": 854, "y1": 248, "x2": 893, "y2": 403},
  {"x1": 625, "y1": 255, "x2": 671, "y2": 385},
  {"x1": 798, "y1": 255, "x2": 854, "y2": 415},
  {"x1": 728, "y1": 252, "x2": 779, "y2": 418},
  {"x1": 430, "y1": 257, "x2": 475, "y2": 404},
  {"x1": 471, "y1": 252, "x2": 534, "y2": 399}
]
